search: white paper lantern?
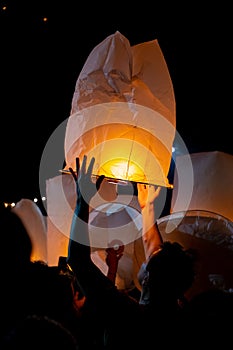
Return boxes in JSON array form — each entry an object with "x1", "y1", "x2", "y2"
[{"x1": 64, "y1": 31, "x2": 176, "y2": 187}]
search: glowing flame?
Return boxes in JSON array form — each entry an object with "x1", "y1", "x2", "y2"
[{"x1": 99, "y1": 159, "x2": 145, "y2": 183}]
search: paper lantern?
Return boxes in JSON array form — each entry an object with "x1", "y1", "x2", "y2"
[
  {"x1": 64, "y1": 31, "x2": 176, "y2": 187},
  {"x1": 157, "y1": 210, "x2": 233, "y2": 298},
  {"x1": 156, "y1": 151, "x2": 233, "y2": 297},
  {"x1": 12, "y1": 199, "x2": 47, "y2": 263},
  {"x1": 171, "y1": 151, "x2": 233, "y2": 221}
]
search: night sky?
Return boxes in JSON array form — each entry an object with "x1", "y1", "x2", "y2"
[{"x1": 0, "y1": 1, "x2": 232, "y2": 204}]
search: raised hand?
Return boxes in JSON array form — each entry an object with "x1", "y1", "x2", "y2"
[
  {"x1": 106, "y1": 245, "x2": 124, "y2": 267},
  {"x1": 137, "y1": 183, "x2": 163, "y2": 260},
  {"x1": 69, "y1": 155, "x2": 105, "y2": 204},
  {"x1": 106, "y1": 241, "x2": 124, "y2": 284},
  {"x1": 137, "y1": 183, "x2": 161, "y2": 210}
]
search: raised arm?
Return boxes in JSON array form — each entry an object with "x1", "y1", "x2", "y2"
[
  {"x1": 66, "y1": 155, "x2": 104, "y2": 271},
  {"x1": 66, "y1": 156, "x2": 141, "y2": 350},
  {"x1": 105, "y1": 243, "x2": 124, "y2": 284},
  {"x1": 137, "y1": 184, "x2": 163, "y2": 261}
]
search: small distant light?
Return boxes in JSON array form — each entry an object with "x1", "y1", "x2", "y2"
[
  {"x1": 2, "y1": 6, "x2": 7, "y2": 11},
  {"x1": 41, "y1": 196, "x2": 46, "y2": 201},
  {"x1": 4, "y1": 202, "x2": 15, "y2": 208},
  {"x1": 34, "y1": 198, "x2": 38, "y2": 203},
  {"x1": 43, "y1": 17, "x2": 48, "y2": 22}
]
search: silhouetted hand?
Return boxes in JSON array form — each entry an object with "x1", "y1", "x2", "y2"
[
  {"x1": 69, "y1": 155, "x2": 105, "y2": 204},
  {"x1": 106, "y1": 242, "x2": 124, "y2": 283},
  {"x1": 106, "y1": 245, "x2": 124, "y2": 268}
]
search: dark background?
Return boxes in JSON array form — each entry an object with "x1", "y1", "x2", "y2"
[{"x1": 0, "y1": 1, "x2": 232, "y2": 204}]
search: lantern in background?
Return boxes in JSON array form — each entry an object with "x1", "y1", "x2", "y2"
[
  {"x1": 12, "y1": 199, "x2": 47, "y2": 263},
  {"x1": 171, "y1": 151, "x2": 233, "y2": 221},
  {"x1": 157, "y1": 151, "x2": 233, "y2": 298},
  {"x1": 64, "y1": 31, "x2": 176, "y2": 187}
]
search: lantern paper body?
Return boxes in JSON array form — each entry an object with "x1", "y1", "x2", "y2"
[
  {"x1": 64, "y1": 31, "x2": 176, "y2": 187},
  {"x1": 171, "y1": 151, "x2": 233, "y2": 221},
  {"x1": 12, "y1": 199, "x2": 47, "y2": 263},
  {"x1": 158, "y1": 210, "x2": 233, "y2": 298},
  {"x1": 157, "y1": 151, "x2": 233, "y2": 298}
]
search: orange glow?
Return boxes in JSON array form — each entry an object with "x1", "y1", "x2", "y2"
[{"x1": 99, "y1": 158, "x2": 144, "y2": 183}]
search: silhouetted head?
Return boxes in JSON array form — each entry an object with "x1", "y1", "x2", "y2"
[
  {"x1": 0, "y1": 204, "x2": 32, "y2": 269},
  {"x1": 138, "y1": 241, "x2": 196, "y2": 306}
]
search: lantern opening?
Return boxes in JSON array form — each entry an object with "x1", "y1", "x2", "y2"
[
  {"x1": 60, "y1": 155, "x2": 174, "y2": 188},
  {"x1": 97, "y1": 158, "x2": 144, "y2": 183}
]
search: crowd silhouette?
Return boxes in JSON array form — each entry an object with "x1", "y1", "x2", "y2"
[{"x1": 1, "y1": 155, "x2": 233, "y2": 349}]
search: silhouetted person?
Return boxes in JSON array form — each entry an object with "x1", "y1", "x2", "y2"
[
  {"x1": 1, "y1": 314, "x2": 79, "y2": 350},
  {"x1": 0, "y1": 204, "x2": 84, "y2": 348},
  {"x1": 182, "y1": 288, "x2": 233, "y2": 347},
  {"x1": 0, "y1": 204, "x2": 33, "y2": 337},
  {"x1": 66, "y1": 156, "x2": 197, "y2": 349}
]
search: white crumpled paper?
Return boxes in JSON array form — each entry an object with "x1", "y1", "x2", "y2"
[{"x1": 64, "y1": 31, "x2": 176, "y2": 187}]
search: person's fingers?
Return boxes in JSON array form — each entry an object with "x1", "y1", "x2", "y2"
[
  {"x1": 81, "y1": 155, "x2": 87, "y2": 174},
  {"x1": 155, "y1": 186, "x2": 161, "y2": 196},
  {"x1": 87, "y1": 157, "x2": 95, "y2": 177},
  {"x1": 96, "y1": 175, "x2": 105, "y2": 190},
  {"x1": 137, "y1": 183, "x2": 145, "y2": 191},
  {"x1": 69, "y1": 167, "x2": 77, "y2": 182},
  {"x1": 75, "y1": 157, "x2": 80, "y2": 175},
  {"x1": 117, "y1": 245, "x2": 124, "y2": 253}
]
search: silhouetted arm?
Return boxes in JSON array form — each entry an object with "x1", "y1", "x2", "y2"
[
  {"x1": 106, "y1": 244, "x2": 124, "y2": 284},
  {"x1": 137, "y1": 184, "x2": 163, "y2": 261},
  {"x1": 67, "y1": 156, "x2": 98, "y2": 266},
  {"x1": 66, "y1": 156, "x2": 111, "y2": 298}
]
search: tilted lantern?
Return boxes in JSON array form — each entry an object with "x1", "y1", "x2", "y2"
[{"x1": 63, "y1": 31, "x2": 176, "y2": 187}]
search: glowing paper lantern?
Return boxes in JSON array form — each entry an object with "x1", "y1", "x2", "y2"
[
  {"x1": 171, "y1": 151, "x2": 233, "y2": 221},
  {"x1": 156, "y1": 151, "x2": 233, "y2": 297},
  {"x1": 157, "y1": 210, "x2": 233, "y2": 298},
  {"x1": 12, "y1": 199, "x2": 47, "y2": 262},
  {"x1": 64, "y1": 31, "x2": 176, "y2": 187}
]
